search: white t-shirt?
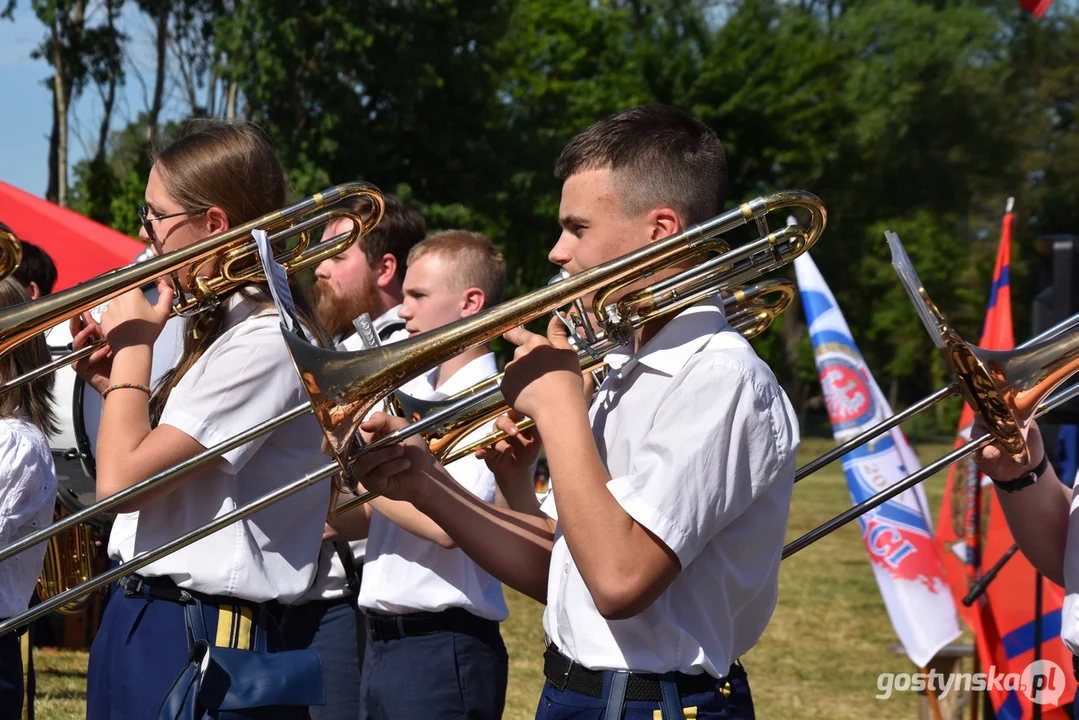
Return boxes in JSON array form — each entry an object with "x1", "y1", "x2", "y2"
[
  {"x1": 358, "y1": 352, "x2": 509, "y2": 622},
  {"x1": 114, "y1": 291, "x2": 332, "y2": 604},
  {"x1": 0, "y1": 416, "x2": 57, "y2": 618},
  {"x1": 541, "y1": 296, "x2": 800, "y2": 676}
]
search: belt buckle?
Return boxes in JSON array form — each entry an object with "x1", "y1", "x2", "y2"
[{"x1": 120, "y1": 575, "x2": 144, "y2": 597}]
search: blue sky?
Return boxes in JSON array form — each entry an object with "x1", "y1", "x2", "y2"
[{"x1": 0, "y1": 3, "x2": 188, "y2": 199}]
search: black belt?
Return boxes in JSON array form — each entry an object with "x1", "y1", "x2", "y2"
[
  {"x1": 118, "y1": 574, "x2": 277, "y2": 615},
  {"x1": 366, "y1": 607, "x2": 498, "y2": 642},
  {"x1": 542, "y1": 643, "x2": 720, "y2": 702}
]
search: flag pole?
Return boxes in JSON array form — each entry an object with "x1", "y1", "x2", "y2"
[{"x1": 920, "y1": 666, "x2": 945, "y2": 720}]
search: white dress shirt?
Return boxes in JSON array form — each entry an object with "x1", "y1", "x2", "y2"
[
  {"x1": 540, "y1": 296, "x2": 800, "y2": 677},
  {"x1": 1058, "y1": 489, "x2": 1079, "y2": 654},
  {"x1": 115, "y1": 290, "x2": 331, "y2": 604},
  {"x1": 0, "y1": 416, "x2": 57, "y2": 618},
  {"x1": 358, "y1": 352, "x2": 509, "y2": 622},
  {"x1": 299, "y1": 305, "x2": 408, "y2": 603}
]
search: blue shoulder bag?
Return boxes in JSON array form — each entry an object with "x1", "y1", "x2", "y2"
[{"x1": 155, "y1": 599, "x2": 325, "y2": 720}]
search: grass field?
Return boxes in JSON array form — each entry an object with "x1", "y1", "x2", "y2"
[{"x1": 34, "y1": 437, "x2": 965, "y2": 719}]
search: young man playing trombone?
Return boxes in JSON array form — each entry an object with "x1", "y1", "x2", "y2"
[
  {"x1": 332, "y1": 230, "x2": 516, "y2": 720},
  {"x1": 351, "y1": 104, "x2": 801, "y2": 720}
]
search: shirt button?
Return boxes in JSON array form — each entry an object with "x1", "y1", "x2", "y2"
[{"x1": 563, "y1": 563, "x2": 570, "y2": 574}]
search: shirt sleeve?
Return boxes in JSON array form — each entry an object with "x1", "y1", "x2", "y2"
[
  {"x1": 158, "y1": 318, "x2": 307, "y2": 474},
  {"x1": 444, "y1": 420, "x2": 498, "y2": 502},
  {"x1": 605, "y1": 353, "x2": 799, "y2": 569},
  {"x1": 0, "y1": 423, "x2": 57, "y2": 547}
]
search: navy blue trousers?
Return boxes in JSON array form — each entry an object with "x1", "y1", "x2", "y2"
[
  {"x1": 86, "y1": 582, "x2": 293, "y2": 720},
  {"x1": 0, "y1": 632, "x2": 21, "y2": 720},
  {"x1": 358, "y1": 619, "x2": 508, "y2": 720},
  {"x1": 281, "y1": 599, "x2": 364, "y2": 720},
  {"x1": 534, "y1": 662, "x2": 754, "y2": 720}
]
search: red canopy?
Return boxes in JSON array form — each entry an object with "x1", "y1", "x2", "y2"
[{"x1": 0, "y1": 180, "x2": 146, "y2": 292}]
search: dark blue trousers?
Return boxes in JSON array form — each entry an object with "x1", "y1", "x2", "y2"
[
  {"x1": 281, "y1": 599, "x2": 364, "y2": 720},
  {"x1": 0, "y1": 632, "x2": 21, "y2": 720},
  {"x1": 86, "y1": 582, "x2": 292, "y2": 720},
  {"x1": 534, "y1": 662, "x2": 754, "y2": 720},
  {"x1": 358, "y1": 616, "x2": 508, "y2": 720}
]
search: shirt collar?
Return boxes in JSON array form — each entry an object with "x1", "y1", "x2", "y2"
[
  {"x1": 372, "y1": 304, "x2": 404, "y2": 335},
  {"x1": 604, "y1": 296, "x2": 729, "y2": 377},
  {"x1": 221, "y1": 287, "x2": 272, "y2": 329}
]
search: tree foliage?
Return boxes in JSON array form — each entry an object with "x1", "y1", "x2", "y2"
[{"x1": 28, "y1": 0, "x2": 1079, "y2": 432}]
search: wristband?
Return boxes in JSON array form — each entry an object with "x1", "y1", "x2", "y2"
[
  {"x1": 990, "y1": 452, "x2": 1050, "y2": 494},
  {"x1": 102, "y1": 382, "x2": 152, "y2": 400}
]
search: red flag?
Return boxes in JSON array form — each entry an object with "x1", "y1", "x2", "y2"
[
  {"x1": 934, "y1": 200, "x2": 1075, "y2": 718},
  {"x1": 1019, "y1": 0, "x2": 1052, "y2": 17}
]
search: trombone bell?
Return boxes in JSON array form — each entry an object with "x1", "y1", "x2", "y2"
[{"x1": 889, "y1": 232, "x2": 1079, "y2": 466}]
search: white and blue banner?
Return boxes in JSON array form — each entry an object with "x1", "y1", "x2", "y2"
[{"x1": 795, "y1": 251, "x2": 962, "y2": 668}]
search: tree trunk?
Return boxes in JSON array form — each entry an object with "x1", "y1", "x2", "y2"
[
  {"x1": 52, "y1": 30, "x2": 69, "y2": 207},
  {"x1": 207, "y1": 62, "x2": 217, "y2": 117},
  {"x1": 96, "y1": 0, "x2": 119, "y2": 163},
  {"x1": 147, "y1": 0, "x2": 169, "y2": 142},
  {"x1": 225, "y1": 80, "x2": 238, "y2": 119},
  {"x1": 780, "y1": 293, "x2": 808, "y2": 422},
  {"x1": 46, "y1": 89, "x2": 59, "y2": 203}
]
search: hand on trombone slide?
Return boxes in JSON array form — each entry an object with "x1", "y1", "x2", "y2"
[
  {"x1": 970, "y1": 415, "x2": 1046, "y2": 483},
  {"x1": 68, "y1": 278, "x2": 175, "y2": 394},
  {"x1": 338, "y1": 411, "x2": 445, "y2": 507}
]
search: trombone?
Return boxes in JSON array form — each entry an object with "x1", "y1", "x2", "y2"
[
  {"x1": 0, "y1": 189, "x2": 825, "y2": 635},
  {"x1": 0, "y1": 182, "x2": 387, "y2": 386},
  {"x1": 385, "y1": 279, "x2": 796, "y2": 475},
  {"x1": 782, "y1": 231, "x2": 1079, "y2": 560},
  {"x1": 0, "y1": 229, "x2": 22, "y2": 282}
]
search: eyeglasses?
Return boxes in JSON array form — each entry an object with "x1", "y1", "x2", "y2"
[{"x1": 138, "y1": 204, "x2": 209, "y2": 253}]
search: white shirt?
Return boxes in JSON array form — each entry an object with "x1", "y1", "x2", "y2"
[
  {"x1": 298, "y1": 305, "x2": 408, "y2": 603},
  {"x1": 116, "y1": 291, "x2": 332, "y2": 604},
  {"x1": 540, "y1": 296, "x2": 800, "y2": 677},
  {"x1": 358, "y1": 352, "x2": 509, "y2": 621},
  {"x1": 0, "y1": 417, "x2": 57, "y2": 618},
  {"x1": 1058, "y1": 488, "x2": 1079, "y2": 654}
]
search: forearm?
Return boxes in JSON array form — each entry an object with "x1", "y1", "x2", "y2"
[
  {"x1": 994, "y1": 468, "x2": 1072, "y2": 587},
  {"x1": 326, "y1": 502, "x2": 371, "y2": 541},
  {"x1": 369, "y1": 495, "x2": 456, "y2": 548},
  {"x1": 414, "y1": 461, "x2": 554, "y2": 602},
  {"x1": 494, "y1": 467, "x2": 544, "y2": 516},
  {"x1": 97, "y1": 345, "x2": 154, "y2": 499}
]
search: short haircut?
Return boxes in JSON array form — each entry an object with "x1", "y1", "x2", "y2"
[
  {"x1": 331, "y1": 194, "x2": 426, "y2": 283},
  {"x1": 554, "y1": 104, "x2": 728, "y2": 227},
  {"x1": 408, "y1": 230, "x2": 506, "y2": 308},
  {"x1": 0, "y1": 223, "x2": 58, "y2": 297}
]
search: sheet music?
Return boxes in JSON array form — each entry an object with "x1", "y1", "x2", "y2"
[{"x1": 252, "y1": 228, "x2": 299, "y2": 336}]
